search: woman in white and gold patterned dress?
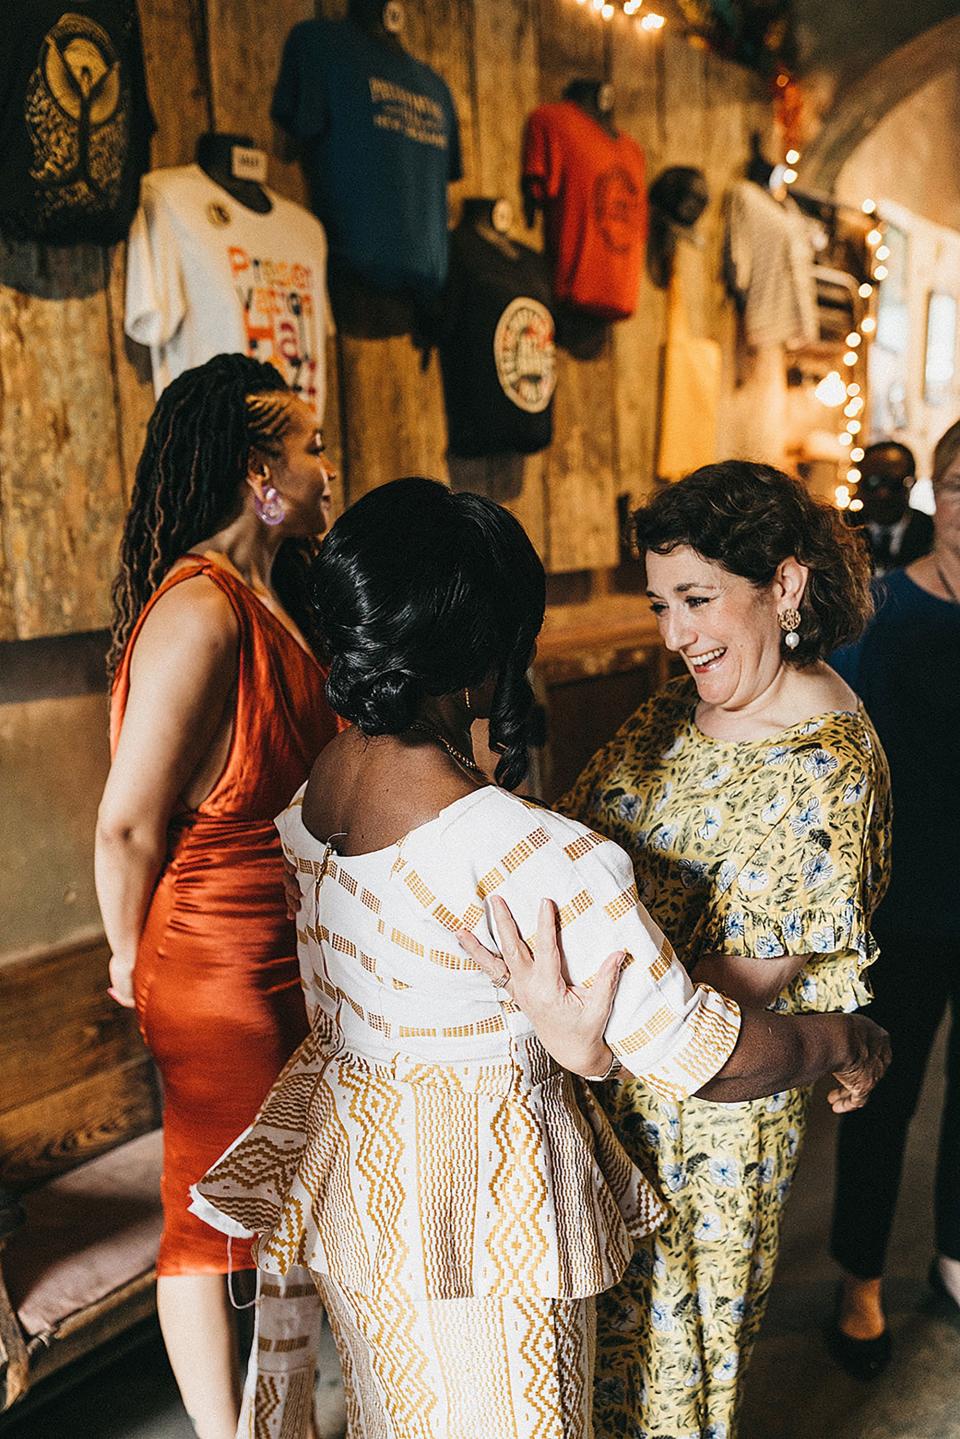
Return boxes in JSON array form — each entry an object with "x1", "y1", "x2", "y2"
[{"x1": 190, "y1": 479, "x2": 889, "y2": 1439}]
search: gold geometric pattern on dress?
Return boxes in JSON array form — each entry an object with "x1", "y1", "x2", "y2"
[
  {"x1": 477, "y1": 865, "x2": 506, "y2": 899},
  {"x1": 604, "y1": 882, "x2": 640, "y2": 922},
  {"x1": 390, "y1": 926, "x2": 425, "y2": 958},
  {"x1": 486, "y1": 1087, "x2": 550, "y2": 1297},
  {"x1": 195, "y1": 783, "x2": 749, "y2": 1435},
  {"x1": 516, "y1": 1294, "x2": 567, "y2": 1438},
  {"x1": 563, "y1": 830, "x2": 605, "y2": 861},
  {"x1": 338, "y1": 1068, "x2": 438, "y2": 1435},
  {"x1": 404, "y1": 869, "x2": 437, "y2": 908},
  {"x1": 502, "y1": 827, "x2": 551, "y2": 873},
  {"x1": 412, "y1": 1065, "x2": 480, "y2": 1298},
  {"x1": 360, "y1": 886, "x2": 381, "y2": 915},
  {"x1": 556, "y1": 889, "x2": 593, "y2": 929},
  {"x1": 649, "y1": 937, "x2": 674, "y2": 981},
  {"x1": 428, "y1": 945, "x2": 478, "y2": 971}
]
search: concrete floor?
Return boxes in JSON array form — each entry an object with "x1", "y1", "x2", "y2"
[{"x1": 4, "y1": 1026, "x2": 957, "y2": 1439}]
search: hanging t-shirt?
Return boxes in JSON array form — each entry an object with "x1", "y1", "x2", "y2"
[
  {"x1": 124, "y1": 165, "x2": 333, "y2": 418},
  {"x1": 724, "y1": 179, "x2": 818, "y2": 349},
  {"x1": 427, "y1": 224, "x2": 557, "y2": 458},
  {"x1": 522, "y1": 102, "x2": 647, "y2": 321},
  {"x1": 0, "y1": 1, "x2": 154, "y2": 245},
  {"x1": 271, "y1": 18, "x2": 461, "y2": 297}
]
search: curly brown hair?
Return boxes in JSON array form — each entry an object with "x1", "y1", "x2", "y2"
[{"x1": 633, "y1": 460, "x2": 874, "y2": 666}]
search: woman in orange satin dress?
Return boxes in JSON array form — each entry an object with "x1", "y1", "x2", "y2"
[{"x1": 95, "y1": 354, "x2": 340, "y2": 1439}]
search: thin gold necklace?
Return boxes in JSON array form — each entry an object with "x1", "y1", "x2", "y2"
[{"x1": 409, "y1": 721, "x2": 485, "y2": 778}]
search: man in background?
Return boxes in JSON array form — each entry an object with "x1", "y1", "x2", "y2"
[{"x1": 846, "y1": 440, "x2": 934, "y2": 575}]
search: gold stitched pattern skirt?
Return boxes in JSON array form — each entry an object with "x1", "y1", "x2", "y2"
[{"x1": 317, "y1": 1273, "x2": 595, "y2": 1439}]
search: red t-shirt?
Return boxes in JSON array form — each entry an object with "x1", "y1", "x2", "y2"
[{"x1": 522, "y1": 102, "x2": 647, "y2": 321}]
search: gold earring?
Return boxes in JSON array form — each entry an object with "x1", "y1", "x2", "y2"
[
  {"x1": 778, "y1": 608, "x2": 801, "y2": 650},
  {"x1": 464, "y1": 687, "x2": 471, "y2": 715}
]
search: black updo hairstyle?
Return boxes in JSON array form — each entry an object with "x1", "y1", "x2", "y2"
[
  {"x1": 633, "y1": 460, "x2": 873, "y2": 665},
  {"x1": 310, "y1": 477, "x2": 546, "y2": 789}
]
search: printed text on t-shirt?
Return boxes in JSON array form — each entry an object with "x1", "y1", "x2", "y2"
[
  {"x1": 229, "y1": 246, "x2": 319, "y2": 409},
  {"x1": 368, "y1": 77, "x2": 448, "y2": 150}
]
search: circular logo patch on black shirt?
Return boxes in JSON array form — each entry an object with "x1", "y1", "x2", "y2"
[{"x1": 494, "y1": 297, "x2": 556, "y2": 414}]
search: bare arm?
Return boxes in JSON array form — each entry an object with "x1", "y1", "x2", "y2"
[
  {"x1": 95, "y1": 579, "x2": 238, "y2": 1006},
  {"x1": 692, "y1": 951, "x2": 810, "y2": 1009},
  {"x1": 695, "y1": 1006, "x2": 888, "y2": 1111}
]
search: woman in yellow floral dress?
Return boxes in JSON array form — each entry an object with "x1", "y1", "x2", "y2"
[{"x1": 561, "y1": 461, "x2": 892, "y2": 1439}]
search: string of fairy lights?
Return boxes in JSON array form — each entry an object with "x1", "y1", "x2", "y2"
[
  {"x1": 570, "y1": 4, "x2": 888, "y2": 513},
  {"x1": 575, "y1": 0, "x2": 667, "y2": 31},
  {"x1": 811, "y1": 195, "x2": 888, "y2": 513}
]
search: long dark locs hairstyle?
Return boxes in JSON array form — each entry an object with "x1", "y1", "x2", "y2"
[{"x1": 107, "y1": 353, "x2": 303, "y2": 678}]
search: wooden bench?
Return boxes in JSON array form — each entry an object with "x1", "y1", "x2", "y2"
[{"x1": 0, "y1": 934, "x2": 163, "y2": 1414}]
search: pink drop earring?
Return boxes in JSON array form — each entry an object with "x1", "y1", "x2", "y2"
[{"x1": 253, "y1": 468, "x2": 286, "y2": 526}]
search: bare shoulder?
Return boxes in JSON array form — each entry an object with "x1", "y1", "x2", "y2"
[
  {"x1": 134, "y1": 572, "x2": 238, "y2": 663},
  {"x1": 127, "y1": 574, "x2": 239, "y2": 703}
]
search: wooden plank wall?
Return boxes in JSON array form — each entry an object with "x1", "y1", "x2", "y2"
[{"x1": 0, "y1": 1, "x2": 771, "y2": 641}]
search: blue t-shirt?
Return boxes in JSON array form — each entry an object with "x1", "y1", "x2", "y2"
[
  {"x1": 831, "y1": 567, "x2": 960, "y2": 934},
  {"x1": 272, "y1": 19, "x2": 461, "y2": 297}
]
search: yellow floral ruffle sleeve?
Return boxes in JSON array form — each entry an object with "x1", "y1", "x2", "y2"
[{"x1": 700, "y1": 721, "x2": 892, "y2": 1014}]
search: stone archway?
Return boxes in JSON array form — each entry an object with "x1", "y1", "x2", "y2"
[{"x1": 801, "y1": 14, "x2": 960, "y2": 189}]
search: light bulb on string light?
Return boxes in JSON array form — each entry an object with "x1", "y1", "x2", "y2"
[
  {"x1": 874, "y1": 264, "x2": 888, "y2": 280},
  {"x1": 861, "y1": 199, "x2": 877, "y2": 215},
  {"x1": 849, "y1": 497, "x2": 864, "y2": 512},
  {"x1": 601, "y1": 2, "x2": 614, "y2": 18},
  {"x1": 785, "y1": 149, "x2": 800, "y2": 165},
  {"x1": 843, "y1": 350, "x2": 859, "y2": 367},
  {"x1": 859, "y1": 282, "x2": 873, "y2": 299},
  {"x1": 624, "y1": 0, "x2": 643, "y2": 11},
  {"x1": 875, "y1": 245, "x2": 890, "y2": 261},
  {"x1": 846, "y1": 419, "x2": 862, "y2": 435},
  {"x1": 835, "y1": 485, "x2": 851, "y2": 509},
  {"x1": 845, "y1": 332, "x2": 862, "y2": 347},
  {"x1": 851, "y1": 446, "x2": 865, "y2": 462},
  {"x1": 847, "y1": 468, "x2": 861, "y2": 483},
  {"x1": 867, "y1": 228, "x2": 883, "y2": 247},
  {"x1": 839, "y1": 432, "x2": 853, "y2": 448},
  {"x1": 861, "y1": 316, "x2": 876, "y2": 335},
  {"x1": 640, "y1": 10, "x2": 666, "y2": 29},
  {"x1": 847, "y1": 383, "x2": 861, "y2": 396},
  {"x1": 783, "y1": 168, "x2": 798, "y2": 185},
  {"x1": 814, "y1": 370, "x2": 847, "y2": 407}
]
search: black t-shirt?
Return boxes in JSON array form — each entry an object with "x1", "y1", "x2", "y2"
[
  {"x1": 429, "y1": 224, "x2": 557, "y2": 458},
  {"x1": 0, "y1": 2, "x2": 154, "y2": 245}
]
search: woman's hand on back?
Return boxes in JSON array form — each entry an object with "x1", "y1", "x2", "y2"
[{"x1": 456, "y1": 897, "x2": 625, "y2": 1078}]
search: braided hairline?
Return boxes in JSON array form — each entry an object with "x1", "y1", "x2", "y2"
[{"x1": 107, "y1": 356, "x2": 293, "y2": 679}]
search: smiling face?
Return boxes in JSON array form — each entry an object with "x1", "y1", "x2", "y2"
[
  {"x1": 645, "y1": 546, "x2": 803, "y2": 711},
  {"x1": 249, "y1": 395, "x2": 335, "y2": 537}
]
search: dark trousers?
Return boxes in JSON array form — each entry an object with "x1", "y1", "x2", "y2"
[{"x1": 831, "y1": 917, "x2": 960, "y2": 1279}]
